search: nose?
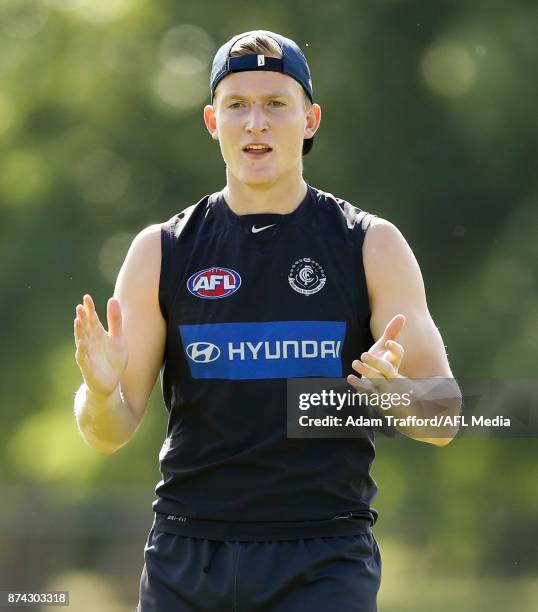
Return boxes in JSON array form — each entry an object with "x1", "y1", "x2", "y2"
[{"x1": 245, "y1": 103, "x2": 269, "y2": 134}]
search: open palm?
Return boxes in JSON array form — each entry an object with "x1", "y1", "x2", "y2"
[{"x1": 74, "y1": 294, "x2": 128, "y2": 397}]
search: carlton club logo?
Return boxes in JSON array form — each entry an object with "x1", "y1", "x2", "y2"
[
  {"x1": 288, "y1": 258, "x2": 326, "y2": 296},
  {"x1": 187, "y1": 267, "x2": 241, "y2": 299},
  {"x1": 186, "y1": 342, "x2": 221, "y2": 363}
]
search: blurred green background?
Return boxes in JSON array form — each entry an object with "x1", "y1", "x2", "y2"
[{"x1": 1, "y1": 0, "x2": 537, "y2": 610}]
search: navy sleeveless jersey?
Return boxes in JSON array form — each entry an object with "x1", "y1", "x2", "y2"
[{"x1": 153, "y1": 185, "x2": 383, "y2": 538}]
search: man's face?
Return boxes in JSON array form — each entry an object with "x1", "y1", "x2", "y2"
[{"x1": 204, "y1": 70, "x2": 320, "y2": 187}]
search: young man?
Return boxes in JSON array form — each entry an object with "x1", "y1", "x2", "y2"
[{"x1": 74, "y1": 30, "x2": 460, "y2": 611}]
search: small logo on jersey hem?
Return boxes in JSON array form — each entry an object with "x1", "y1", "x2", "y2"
[
  {"x1": 288, "y1": 258, "x2": 326, "y2": 296},
  {"x1": 187, "y1": 267, "x2": 241, "y2": 299},
  {"x1": 167, "y1": 514, "x2": 188, "y2": 522}
]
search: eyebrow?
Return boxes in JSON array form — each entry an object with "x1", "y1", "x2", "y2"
[{"x1": 222, "y1": 92, "x2": 292, "y2": 101}]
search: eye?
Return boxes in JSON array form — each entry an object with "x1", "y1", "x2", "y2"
[
  {"x1": 228, "y1": 102, "x2": 246, "y2": 109},
  {"x1": 269, "y1": 100, "x2": 286, "y2": 107}
]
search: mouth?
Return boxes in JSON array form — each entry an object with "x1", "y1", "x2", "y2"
[{"x1": 242, "y1": 144, "x2": 273, "y2": 159}]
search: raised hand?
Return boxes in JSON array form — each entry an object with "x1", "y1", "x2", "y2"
[
  {"x1": 74, "y1": 294, "x2": 128, "y2": 398},
  {"x1": 348, "y1": 314, "x2": 406, "y2": 384}
]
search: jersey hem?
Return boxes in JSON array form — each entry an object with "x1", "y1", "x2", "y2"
[{"x1": 151, "y1": 511, "x2": 373, "y2": 541}]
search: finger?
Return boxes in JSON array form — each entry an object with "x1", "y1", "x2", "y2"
[
  {"x1": 352, "y1": 359, "x2": 385, "y2": 379},
  {"x1": 83, "y1": 294, "x2": 104, "y2": 331},
  {"x1": 107, "y1": 297, "x2": 123, "y2": 338},
  {"x1": 384, "y1": 340, "x2": 404, "y2": 365},
  {"x1": 75, "y1": 304, "x2": 85, "y2": 322},
  {"x1": 347, "y1": 373, "x2": 376, "y2": 392},
  {"x1": 75, "y1": 304, "x2": 90, "y2": 339},
  {"x1": 74, "y1": 315, "x2": 86, "y2": 345},
  {"x1": 380, "y1": 314, "x2": 406, "y2": 343},
  {"x1": 361, "y1": 352, "x2": 397, "y2": 379}
]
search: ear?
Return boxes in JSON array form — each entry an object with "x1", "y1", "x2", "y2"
[
  {"x1": 203, "y1": 104, "x2": 219, "y2": 141},
  {"x1": 304, "y1": 103, "x2": 321, "y2": 140}
]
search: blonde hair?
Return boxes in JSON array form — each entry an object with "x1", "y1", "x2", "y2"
[
  {"x1": 230, "y1": 32, "x2": 283, "y2": 58},
  {"x1": 228, "y1": 32, "x2": 311, "y2": 108}
]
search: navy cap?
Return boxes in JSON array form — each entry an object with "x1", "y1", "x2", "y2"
[{"x1": 210, "y1": 30, "x2": 315, "y2": 155}]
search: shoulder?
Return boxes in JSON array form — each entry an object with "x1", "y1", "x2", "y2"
[
  {"x1": 362, "y1": 217, "x2": 424, "y2": 295},
  {"x1": 363, "y1": 217, "x2": 409, "y2": 255},
  {"x1": 160, "y1": 194, "x2": 218, "y2": 240},
  {"x1": 129, "y1": 223, "x2": 161, "y2": 257},
  {"x1": 161, "y1": 201, "x2": 202, "y2": 237},
  {"x1": 128, "y1": 194, "x2": 217, "y2": 272},
  {"x1": 309, "y1": 185, "x2": 373, "y2": 232},
  {"x1": 123, "y1": 194, "x2": 215, "y2": 272},
  {"x1": 119, "y1": 224, "x2": 162, "y2": 288},
  {"x1": 309, "y1": 186, "x2": 407, "y2": 251}
]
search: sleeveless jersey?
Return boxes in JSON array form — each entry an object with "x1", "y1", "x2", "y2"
[{"x1": 154, "y1": 184, "x2": 383, "y2": 539}]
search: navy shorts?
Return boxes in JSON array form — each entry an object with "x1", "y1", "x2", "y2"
[{"x1": 136, "y1": 518, "x2": 381, "y2": 611}]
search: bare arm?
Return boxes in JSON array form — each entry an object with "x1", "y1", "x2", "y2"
[
  {"x1": 73, "y1": 224, "x2": 166, "y2": 454},
  {"x1": 364, "y1": 218, "x2": 453, "y2": 379},
  {"x1": 349, "y1": 218, "x2": 461, "y2": 446}
]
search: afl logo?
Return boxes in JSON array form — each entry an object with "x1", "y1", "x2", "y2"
[
  {"x1": 186, "y1": 342, "x2": 221, "y2": 363},
  {"x1": 187, "y1": 267, "x2": 241, "y2": 299},
  {"x1": 288, "y1": 258, "x2": 326, "y2": 296}
]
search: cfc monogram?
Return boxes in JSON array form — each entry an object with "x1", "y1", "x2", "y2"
[{"x1": 288, "y1": 258, "x2": 327, "y2": 296}]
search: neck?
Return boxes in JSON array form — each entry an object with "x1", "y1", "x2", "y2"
[{"x1": 222, "y1": 168, "x2": 308, "y2": 215}]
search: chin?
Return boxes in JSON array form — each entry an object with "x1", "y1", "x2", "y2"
[{"x1": 236, "y1": 168, "x2": 278, "y2": 187}]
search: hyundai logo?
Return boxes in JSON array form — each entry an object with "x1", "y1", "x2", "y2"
[{"x1": 186, "y1": 342, "x2": 221, "y2": 363}]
